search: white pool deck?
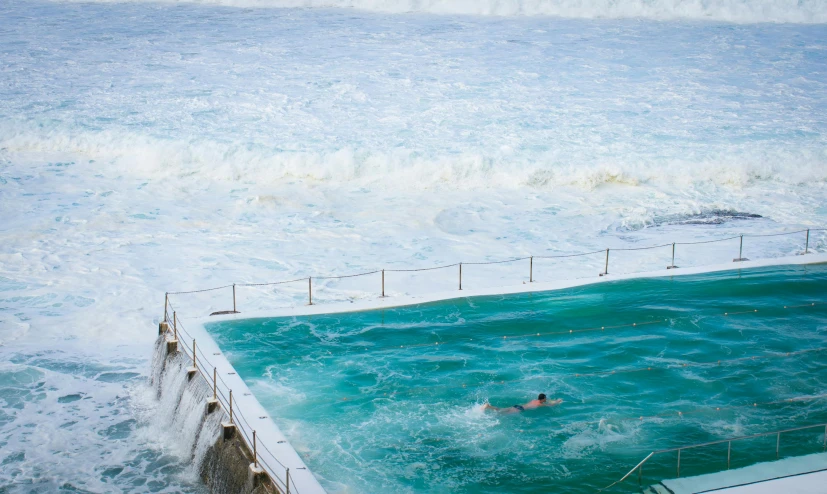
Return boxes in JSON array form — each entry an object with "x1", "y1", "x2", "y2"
[
  {"x1": 178, "y1": 252, "x2": 827, "y2": 494},
  {"x1": 652, "y1": 452, "x2": 827, "y2": 494}
]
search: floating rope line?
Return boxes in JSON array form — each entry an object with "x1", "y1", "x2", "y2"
[
  {"x1": 326, "y1": 345, "x2": 827, "y2": 404},
  {"x1": 168, "y1": 297, "x2": 825, "y2": 402},
  {"x1": 377, "y1": 320, "x2": 666, "y2": 352},
  {"x1": 504, "y1": 320, "x2": 663, "y2": 339},
  {"x1": 571, "y1": 346, "x2": 827, "y2": 378},
  {"x1": 622, "y1": 392, "x2": 827, "y2": 426},
  {"x1": 328, "y1": 300, "x2": 824, "y2": 357},
  {"x1": 519, "y1": 393, "x2": 827, "y2": 435}
]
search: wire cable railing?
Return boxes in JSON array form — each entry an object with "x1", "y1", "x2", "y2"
[
  {"x1": 598, "y1": 422, "x2": 827, "y2": 492},
  {"x1": 165, "y1": 228, "x2": 824, "y2": 311}
]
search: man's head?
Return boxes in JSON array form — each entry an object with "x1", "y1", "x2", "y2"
[{"x1": 538, "y1": 393, "x2": 546, "y2": 402}]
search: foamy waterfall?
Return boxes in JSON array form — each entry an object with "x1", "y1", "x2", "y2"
[{"x1": 150, "y1": 336, "x2": 222, "y2": 474}]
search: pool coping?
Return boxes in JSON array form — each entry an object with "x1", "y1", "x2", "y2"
[
  {"x1": 202, "y1": 252, "x2": 827, "y2": 323},
  {"x1": 181, "y1": 252, "x2": 827, "y2": 493}
]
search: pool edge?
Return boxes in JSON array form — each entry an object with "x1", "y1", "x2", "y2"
[{"x1": 200, "y1": 253, "x2": 827, "y2": 323}]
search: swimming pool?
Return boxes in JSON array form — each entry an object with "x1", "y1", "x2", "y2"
[{"x1": 206, "y1": 264, "x2": 827, "y2": 493}]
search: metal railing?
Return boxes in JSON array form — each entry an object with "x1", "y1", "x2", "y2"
[
  {"x1": 600, "y1": 422, "x2": 827, "y2": 492},
  {"x1": 164, "y1": 228, "x2": 824, "y2": 313}
]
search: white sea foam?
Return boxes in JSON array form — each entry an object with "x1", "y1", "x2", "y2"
[
  {"x1": 3, "y1": 126, "x2": 826, "y2": 190},
  {"x1": 60, "y1": 0, "x2": 827, "y2": 23},
  {"x1": 1, "y1": 0, "x2": 826, "y2": 491}
]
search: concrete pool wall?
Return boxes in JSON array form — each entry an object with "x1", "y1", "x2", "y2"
[{"x1": 150, "y1": 329, "x2": 325, "y2": 493}]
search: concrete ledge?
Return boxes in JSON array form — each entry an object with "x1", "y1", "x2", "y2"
[
  {"x1": 206, "y1": 397, "x2": 219, "y2": 414},
  {"x1": 248, "y1": 463, "x2": 268, "y2": 490},
  {"x1": 653, "y1": 452, "x2": 827, "y2": 494},
  {"x1": 222, "y1": 421, "x2": 237, "y2": 441},
  {"x1": 199, "y1": 253, "x2": 827, "y2": 322},
  {"x1": 166, "y1": 339, "x2": 178, "y2": 353},
  {"x1": 153, "y1": 335, "x2": 283, "y2": 494}
]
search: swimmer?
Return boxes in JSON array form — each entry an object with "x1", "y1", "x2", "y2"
[{"x1": 482, "y1": 393, "x2": 563, "y2": 414}]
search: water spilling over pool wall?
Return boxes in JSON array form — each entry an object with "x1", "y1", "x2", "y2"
[{"x1": 150, "y1": 333, "x2": 278, "y2": 493}]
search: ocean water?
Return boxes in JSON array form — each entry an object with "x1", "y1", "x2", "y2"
[
  {"x1": 207, "y1": 264, "x2": 827, "y2": 493},
  {"x1": 1, "y1": 0, "x2": 826, "y2": 491}
]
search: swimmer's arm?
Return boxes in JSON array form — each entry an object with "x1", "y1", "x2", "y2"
[{"x1": 545, "y1": 398, "x2": 563, "y2": 407}]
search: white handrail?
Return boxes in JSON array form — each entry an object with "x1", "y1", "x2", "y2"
[{"x1": 599, "y1": 422, "x2": 827, "y2": 492}]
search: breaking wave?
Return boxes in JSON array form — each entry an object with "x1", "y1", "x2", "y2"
[
  {"x1": 2, "y1": 126, "x2": 825, "y2": 190},
  {"x1": 67, "y1": 0, "x2": 827, "y2": 23}
]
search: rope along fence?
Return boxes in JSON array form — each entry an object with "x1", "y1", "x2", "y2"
[{"x1": 165, "y1": 228, "x2": 824, "y2": 312}]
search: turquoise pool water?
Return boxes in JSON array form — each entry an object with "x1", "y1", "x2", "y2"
[{"x1": 207, "y1": 264, "x2": 827, "y2": 493}]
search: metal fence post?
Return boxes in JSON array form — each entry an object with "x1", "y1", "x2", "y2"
[
  {"x1": 286, "y1": 468, "x2": 291, "y2": 494},
  {"x1": 308, "y1": 277, "x2": 313, "y2": 305},
  {"x1": 668, "y1": 243, "x2": 676, "y2": 269},
  {"x1": 213, "y1": 367, "x2": 217, "y2": 400},
  {"x1": 192, "y1": 339, "x2": 197, "y2": 369},
  {"x1": 638, "y1": 463, "x2": 642, "y2": 486},
  {"x1": 600, "y1": 249, "x2": 609, "y2": 276},
  {"x1": 459, "y1": 263, "x2": 462, "y2": 291},
  {"x1": 776, "y1": 432, "x2": 780, "y2": 459},
  {"x1": 677, "y1": 449, "x2": 681, "y2": 478},
  {"x1": 232, "y1": 284, "x2": 237, "y2": 312},
  {"x1": 164, "y1": 292, "x2": 169, "y2": 322},
  {"x1": 173, "y1": 311, "x2": 178, "y2": 341},
  {"x1": 734, "y1": 235, "x2": 748, "y2": 262},
  {"x1": 806, "y1": 229, "x2": 810, "y2": 254},
  {"x1": 229, "y1": 389, "x2": 234, "y2": 424},
  {"x1": 381, "y1": 269, "x2": 385, "y2": 297},
  {"x1": 253, "y1": 430, "x2": 258, "y2": 467},
  {"x1": 529, "y1": 256, "x2": 533, "y2": 283},
  {"x1": 727, "y1": 441, "x2": 731, "y2": 470}
]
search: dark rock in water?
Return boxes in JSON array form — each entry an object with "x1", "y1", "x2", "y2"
[
  {"x1": 58, "y1": 393, "x2": 84, "y2": 403},
  {"x1": 210, "y1": 310, "x2": 241, "y2": 316},
  {"x1": 615, "y1": 209, "x2": 763, "y2": 233},
  {"x1": 656, "y1": 209, "x2": 762, "y2": 226}
]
